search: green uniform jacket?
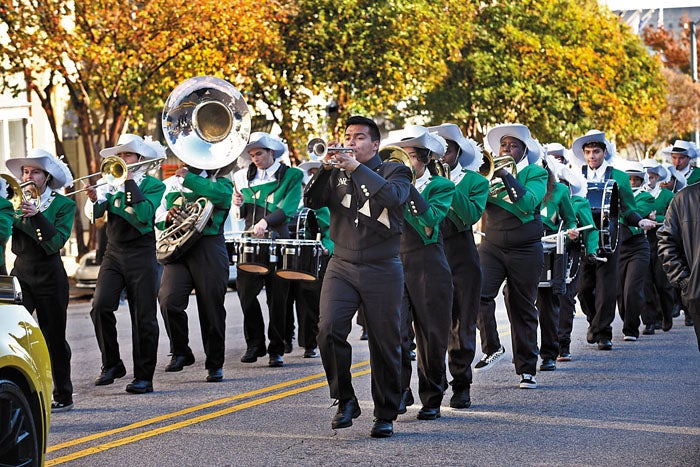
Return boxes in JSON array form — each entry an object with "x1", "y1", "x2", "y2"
[
  {"x1": 571, "y1": 195, "x2": 600, "y2": 255},
  {"x1": 92, "y1": 175, "x2": 165, "y2": 234},
  {"x1": 652, "y1": 188, "x2": 674, "y2": 223},
  {"x1": 488, "y1": 163, "x2": 548, "y2": 223},
  {"x1": 157, "y1": 173, "x2": 233, "y2": 236},
  {"x1": 239, "y1": 167, "x2": 304, "y2": 224},
  {"x1": 625, "y1": 190, "x2": 655, "y2": 237},
  {"x1": 686, "y1": 167, "x2": 700, "y2": 185},
  {"x1": 0, "y1": 197, "x2": 14, "y2": 266},
  {"x1": 13, "y1": 193, "x2": 75, "y2": 255},
  {"x1": 541, "y1": 182, "x2": 577, "y2": 232},
  {"x1": 313, "y1": 207, "x2": 334, "y2": 255},
  {"x1": 404, "y1": 175, "x2": 455, "y2": 245},
  {"x1": 446, "y1": 170, "x2": 489, "y2": 231},
  {"x1": 609, "y1": 168, "x2": 641, "y2": 228}
]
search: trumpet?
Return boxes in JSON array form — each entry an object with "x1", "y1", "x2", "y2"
[
  {"x1": 65, "y1": 155, "x2": 165, "y2": 196},
  {"x1": 306, "y1": 137, "x2": 355, "y2": 165},
  {"x1": 1, "y1": 174, "x2": 38, "y2": 210}
]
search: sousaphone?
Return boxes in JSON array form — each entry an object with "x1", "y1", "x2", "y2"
[{"x1": 157, "y1": 76, "x2": 252, "y2": 263}]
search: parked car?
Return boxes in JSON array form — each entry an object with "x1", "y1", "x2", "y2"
[
  {"x1": 74, "y1": 249, "x2": 100, "y2": 289},
  {"x1": 0, "y1": 275, "x2": 52, "y2": 466}
]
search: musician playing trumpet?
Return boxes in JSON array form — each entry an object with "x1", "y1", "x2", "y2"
[
  {"x1": 85, "y1": 134, "x2": 166, "y2": 394},
  {"x1": 156, "y1": 162, "x2": 233, "y2": 382},
  {"x1": 6, "y1": 149, "x2": 76, "y2": 412}
]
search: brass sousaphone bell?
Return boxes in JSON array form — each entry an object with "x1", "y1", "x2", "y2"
[{"x1": 157, "y1": 76, "x2": 252, "y2": 264}]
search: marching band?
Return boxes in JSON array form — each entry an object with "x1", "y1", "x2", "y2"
[{"x1": 1, "y1": 79, "x2": 698, "y2": 439}]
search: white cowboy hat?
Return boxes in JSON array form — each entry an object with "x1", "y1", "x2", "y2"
[
  {"x1": 621, "y1": 160, "x2": 648, "y2": 184},
  {"x1": 661, "y1": 161, "x2": 687, "y2": 190},
  {"x1": 6, "y1": 148, "x2": 74, "y2": 190},
  {"x1": 641, "y1": 158, "x2": 668, "y2": 181},
  {"x1": 485, "y1": 123, "x2": 541, "y2": 164},
  {"x1": 238, "y1": 132, "x2": 286, "y2": 165},
  {"x1": 384, "y1": 125, "x2": 446, "y2": 158},
  {"x1": 298, "y1": 160, "x2": 321, "y2": 185},
  {"x1": 557, "y1": 165, "x2": 586, "y2": 198},
  {"x1": 427, "y1": 123, "x2": 477, "y2": 167},
  {"x1": 662, "y1": 139, "x2": 698, "y2": 160},
  {"x1": 100, "y1": 133, "x2": 163, "y2": 161},
  {"x1": 546, "y1": 142, "x2": 566, "y2": 157},
  {"x1": 571, "y1": 130, "x2": 615, "y2": 164}
]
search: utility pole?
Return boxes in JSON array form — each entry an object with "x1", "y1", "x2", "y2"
[{"x1": 691, "y1": 21, "x2": 699, "y2": 145}]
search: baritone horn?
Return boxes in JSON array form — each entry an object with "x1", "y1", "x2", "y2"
[{"x1": 379, "y1": 145, "x2": 415, "y2": 183}]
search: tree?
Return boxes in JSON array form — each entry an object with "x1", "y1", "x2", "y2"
[
  {"x1": 0, "y1": 0, "x2": 282, "y2": 254},
  {"x1": 422, "y1": 0, "x2": 666, "y2": 152}
]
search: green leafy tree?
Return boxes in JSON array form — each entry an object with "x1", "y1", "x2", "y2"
[{"x1": 423, "y1": 0, "x2": 665, "y2": 153}]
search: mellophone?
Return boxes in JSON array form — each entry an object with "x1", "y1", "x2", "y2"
[{"x1": 233, "y1": 208, "x2": 324, "y2": 281}]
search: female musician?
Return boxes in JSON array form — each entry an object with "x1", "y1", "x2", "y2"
[
  {"x1": 536, "y1": 157, "x2": 578, "y2": 371},
  {"x1": 428, "y1": 122, "x2": 489, "y2": 409},
  {"x1": 0, "y1": 177, "x2": 13, "y2": 275},
  {"x1": 232, "y1": 132, "x2": 303, "y2": 368},
  {"x1": 85, "y1": 134, "x2": 166, "y2": 394},
  {"x1": 387, "y1": 125, "x2": 454, "y2": 420},
  {"x1": 476, "y1": 123, "x2": 547, "y2": 389},
  {"x1": 7, "y1": 149, "x2": 76, "y2": 412}
]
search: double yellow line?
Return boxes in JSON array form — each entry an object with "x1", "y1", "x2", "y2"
[{"x1": 47, "y1": 362, "x2": 372, "y2": 465}]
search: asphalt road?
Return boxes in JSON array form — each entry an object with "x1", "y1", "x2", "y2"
[{"x1": 47, "y1": 285, "x2": 700, "y2": 466}]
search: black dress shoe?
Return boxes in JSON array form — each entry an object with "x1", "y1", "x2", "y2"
[
  {"x1": 597, "y1": 339, "x2": 613, "y2": 350},
  {"x1": 417, "y1": 406, "x2": 441, "y2": 420},
  {"x1": 449, "y1": 387, "x2": 471, "y2": 409},
  {"x1": 206, "y1": 368, "x2": 223, "y2": 382},
  {"x1": 284, "y1": 341, "x2": 293, "y2": 354},
  {"x1": 164, "y1": 354, "x2": 195, "y2": 372},
  {"x1": 95, "y1": 361, "x2": 127, "y2": 386},
  {"x1": 331, "y1": 397, "x2": 361, "y2": 429},
  {"x1": 540, "y1": 359, "x2": 557, "y2": 371},
  {"x1": 125, "y1": 379, "x2": 153, "y2": 394},
  {"x1": 662, "y1": 319, "x2": 673, "y2": 332},
  {"x1": 586, "y1": 327, "x2": 596, "y2": 344},
  {"x1": 268, "y1": 354, "x2": 284, "y2": 367},
  {"x1": 672, "y1": 305, "x2": 681, "y2": 318},
  {"x1": 303, "y1": 348, "x2": 318, "y2": 358},
  {"x1": 240, "y1": 347, "x2": 266, "y2": 363},
  {"x1": 643, "y1": 324, "x2": 655, "y2": 335},
  {"x1": 398, "y1": 388, "x2": 415, "y2": 414},
  {"x1": 370, "y1": 418, "x2": 393, "y2": 438}
]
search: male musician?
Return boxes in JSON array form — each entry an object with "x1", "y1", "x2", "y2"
[
  {"x1": 536, "y1": 157, "x2": 578, "y2": 371},
  {"x1": 156, "y1": 163, "x2": 233, "y2": 382},
  {"x1": 233, "y1": 132, "x2": 303, "y2": 367},
  {"x1": 665, "y1": 139, "x2": 699, "y2": 186},
  {"x1": 658, "y1": 181, "x2": 700, "y2": 350},
  {"x1": 476, "y1": 123, "x2": 547, "y2": 389},
  {"x1": 85, "y1": 134, "x2": 166, "y2": 394},
  {"x1": 304, "y1": 115, "x2": 412, "y2": 438},
  {"x1": 0, "y1": 177, "x2": 13, "y2": 275},
  {"x1": 571, "y1": 130, "x2": 656, "y2": 350},
  {"x1": 641, "y1": 159, "x2": 675, "y2": 332},
  {"x1": 428, "y1": 123, "x2": 488, "y2": 408},
  {"x1": 555, "y1": 168, "x2": 599, "y2": 362},
  {"x1": 7, "y1": 149, "x2": 76, "y2": 411},
  {"x1": 386, "y1": 125, "x2": 454, "y2": 420},
  {"x1": 616, "y1": 161, "x2": 655, "y2": 341}
]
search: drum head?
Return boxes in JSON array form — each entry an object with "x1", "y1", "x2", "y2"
[{"x1": 295, "y1": 208, "x2": 319, "y2": 240}]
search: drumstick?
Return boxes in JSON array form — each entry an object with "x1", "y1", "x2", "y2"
[{"x1": 541, "y1": 224, "x2": 594, "y2": 243}]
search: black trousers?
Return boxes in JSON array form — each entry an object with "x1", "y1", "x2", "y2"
[
  {"x1": 13, "y1": 254, "x2": 72, "y2": 403},
  {"x1": 558, "y1": 248, "x2": 583, "y2": 350},
  {"x1": 90, "y1": 243, "x2": 160, "y2": 381},
  {"x1": 578, "y1": 243, "x2": 621, "y2": 342},
  {"x1": 400, "y1": 243, "x2": 453, "y2": 408},
  {"x1": 237, "y1": 267, "x2": 289, "y2": 356},
  {"x1": 317, "y1": 255, "x2": 403, "y2": 420},
  {"x1": 478, "y1": 238, "x2": 542, "y2": 375},
  {"x1": 443, "y1": 230, "x2": 481, "y2": 390},
  {"x1": 644, "y1": 230, "x2": 675, "y2": 326},
  {"x1": 616, "y1": 234, "x2": 650, "y2": 338},
  {"x1": 159, "y1": 235, "x2": 228, "y2": 370}
]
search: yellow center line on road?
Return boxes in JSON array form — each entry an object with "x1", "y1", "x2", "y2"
[
  {"x1": 48, "y1": 361, "x2": 371, "y2": 455},
  {"x1": 47, "y1": 366, "x2": 372, "y2": 466}
]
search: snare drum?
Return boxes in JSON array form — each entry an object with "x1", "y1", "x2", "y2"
[
  {"x1": 234, "y1": 237, "x2": 278, "y2": 274},
  {"x1": 586, "y1": 180, "x2": 619, "y2": 254},
  {"x1": 540, "y1": 244, "x2": 580, "y2": 288},
  {"x1": 275, "y1": 239, "x2": 322, "y2": 281}
]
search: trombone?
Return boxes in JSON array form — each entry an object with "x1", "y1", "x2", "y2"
[
  {"x1": 1, "y1": 174, "x2": 38, "y2": 210},
  {"x1": 65, "y1": 155, "x2": 165, "y2": 196}
]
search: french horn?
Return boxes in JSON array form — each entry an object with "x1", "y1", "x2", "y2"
[{"x1": 157, "y1": 76, "x2": 252, "y2": 264}]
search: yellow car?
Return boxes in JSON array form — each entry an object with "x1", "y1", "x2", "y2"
[{"x1": 0, "y1": 275, "x2": 52, "y2": 466}]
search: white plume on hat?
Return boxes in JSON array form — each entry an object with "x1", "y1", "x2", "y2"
[
  {"x1": 6, "y1": 148, "x2": 74, "y2": 190},
  {"x1": 463, "y1": 137, "x2": 485, "y2": 172}
]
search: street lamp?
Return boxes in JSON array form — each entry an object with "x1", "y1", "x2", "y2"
[{"x1": 687, "y1": 21, "x2": 699, "y2": 145}]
